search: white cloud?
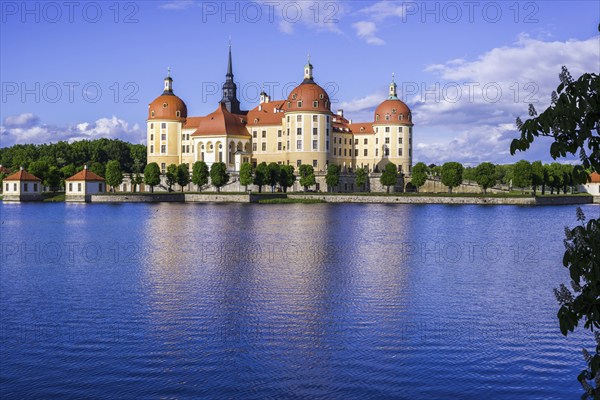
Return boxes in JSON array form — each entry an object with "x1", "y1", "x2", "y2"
[
  {"x1": 0, "y1": 114, "x2": 144, "y2": 147},
  {"x1": 352, "y1": 21, "x2": 384, "y2": 45},
  {"x1": 158, "y1": 1, "x2": 195, "y2": 10}
]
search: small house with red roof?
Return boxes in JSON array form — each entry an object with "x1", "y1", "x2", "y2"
[
  {"x1": 579, "y1": 172, "x2": 600, "y2": 196},
  {"x1": 65, "y1": 165, "x2": 106, "y2": 202},
  {"x1": 2, "y1": 167, "x2": 43, "y2": 201}
]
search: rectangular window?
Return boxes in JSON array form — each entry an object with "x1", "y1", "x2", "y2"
[
  {"x1": 78, "y1": 182, "x2": 82, "y2": 192},
  {"x1": 150, "y1": 123, "x2": 154, "y2": 129},
  {"x1": 334, "y1": 148, "x2": 337, "y2": 155},
  {"x1": 278, "y1": 142, "x2": 282, "y2": 150},
  {"x1": 277, "y1": 130, "x2": 282, "y2": 137},
  {"x1": 313, "y1": 160, "x2": 318, "y2": 167},
  {"x1": 182, "y1": 145, "x2": 185, "y2": 153},
  {"x1": 161, "y1": 145, "x2": 166, "y2": 154},
  {"x1": 296, "y1": 140, "x2": 302, "y2": 150},
  {"x1": 150, "y1": 145, "x2": 154, "y2": 153},
  {"x1": 297, "y1": 160, "x2": 301, "y2": 167},
  {"x1": 326, "y1": 128, "x2": 329, "y2": 136},
  {"x1": 355, "y1": 139, "x2": 358, "y2": 145},
  {"x1": 262, "y1": 143, "x2": 266, "y2": 151},
  {"x1": 99, "y1": 183, "x2": 103, "y2": 192},
  {"x1": 150, "y1": 134, "x2": 154, "y2": 140},
  {"x1": 398, "y1": 148, "x2": 403, "y2": 156},
  {"x1": 313, "y1": 101, "x2": 318, "y2": 108},
  {"x1": 186, "y1": 145, "x2": 190, "y2": 153},
  {"x1": 253, "y1": 131, "x2": 257, "y2": 138},
  {"x1": 5, "y1": 183, "x2": 8, "y2": 191},
  {"x1": 161, "y1": 123, "x2": 166, "y2": 129},
  {"x1": 297, "y1": 115, "x2": 302, "y2": 122},
  {"x1": 312, "y1": 115, "x2": 318, "y2": 122},
  {"x1": 376, "y1": 138, "x2": 379, "y2": 145},
  {"x1": 297, "y1": 101, "x2": 302, "y2": 107},
  {"x1": 344, "y1": 149, "x2": 347, "y2": 156},
  {"x1": 297, "y1": 128, "x2": 302, "y2": 136},
  {"x1": 69, "y1": 183, "x2": 73, "y2": 192},
  {"x1": 384, "y1": 148, "x2": 389, "y2": 157},
  {"x1": 312, "y1": 140, "x2": 318, "y2": 150},
  {"x1": 375, "y1": 149, "x2": 379, "y2": 157},
  {"x1": 364, "y1": 149, "x2": 368, "y2": 156},
  {"x1": 364, "y1": 138, "x2": 368, "y2": 145},
  {"x1": 409, "y1": 149, "x2": 412, "y2": 156},
  {"x1": 385, "y1": 137, "x2": 390, "y2": 144},
  {"x1": 313, "y1": 127, "x2": 317, "y2": 136},
  {"x1": 398, "y1": 126, "x2": 403, "y2": 133},
  {"x1": 385, "y1": 127, "x2": 390, "y2": 133},
  {"x1": 262, "y1": 130, "x2": 266, "y2": 138},
  {"x1": 399, "y1": 137, "x2": 403, "y2": 144},
  {"x1": 344, "y1": 138, "x2": 347, "y2": 145},
  {"x1": 161, "y1": 163, "x2": 166, "y2": 173},
  {"x1": 253, "y1": 143, "x2": 257, "y2": 151},
  {"x1": 326, "y1": 115, "x2": 330, "y2": 123},
  {"x1": 409, "y1": 137, "x2": 412, "y2": 145},
  {"x1": 287, "y1": 116, "x2": 290, "y2": 123},
  {"x1": 13, "y1": 183, "x2": 16, "y2": 191},
  {"x1": 355, "y1": 149, "x2": 358, "y2": 157},
  {"x1": 161, "y1": 133, "x2": 166, "y2": 140},
  {"x1": 326, "y1": 141, "x2": 329, "y2": 151}
]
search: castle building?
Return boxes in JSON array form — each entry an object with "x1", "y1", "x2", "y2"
[{"x1": 147, "y1": 47, "x2": 413, "y2": 175}]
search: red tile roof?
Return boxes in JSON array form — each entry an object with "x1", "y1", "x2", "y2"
[
  {"x1": 348, "y1": 122, "x2": 375, "y2": 134},
  {"x1": 246, "y1": 100, "x2": 286, "y2": 126},
  {"x1": 4, "y1": 169, "x2": 41, "y2": 181},
  {"x1": 183, "y1": 116, "x2": 204, "y2": 129},
  {"x1": 589, "y1": 172, "x2": 600, "y2": 183},
  {"x1": 66, "y1": 168, "x2": 105, "y2": 181},
  {"x1": 191, "y1": 103, "x2": 250, "y2": 137}
]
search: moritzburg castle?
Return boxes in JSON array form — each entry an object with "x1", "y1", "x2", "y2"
[{"x1": 146, "y1": 46, "x2": 413, "y2": 177}]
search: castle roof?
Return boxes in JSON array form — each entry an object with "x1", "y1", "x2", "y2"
[
  {"x1": 191, "y1": 103, "x2": 249, "y2": 137},
  {"x1": 66, "y1": 168, "x2": 105, "y2": 181},
  {"x1": 246, "y1": 100, "x2": 286, "y2": 126},
  {"x1": 5, "y1": 169, "x2": 41, "y2": 182}
]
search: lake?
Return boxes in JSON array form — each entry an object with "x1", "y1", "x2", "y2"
[{"x1": 1, "y1": 202, "x2": 598, "y2": 399}]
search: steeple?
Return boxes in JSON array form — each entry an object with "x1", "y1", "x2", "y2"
[
  {"x1": 302, "y1": 52, "x2": 314, "y2": 84},
  {"x1": 220, "y1": 41, "x2": 241, "y2": 113},
  {"x1": 163, "y1": 66, "x2": 173, "y2": 95},
  {"x1": 388, "y1": 73, "x2": 398, "y2": 100}
]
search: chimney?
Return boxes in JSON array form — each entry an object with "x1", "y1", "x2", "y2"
[
  {"x1": 20, "y1": 166, "x2": 24, "y2": 171},
  {"x1": 84, "y1": 164, "x2": 88, "y2": 170},
  {"x1": 337, "y1": 109, "x2": 343, "y2": 117}
]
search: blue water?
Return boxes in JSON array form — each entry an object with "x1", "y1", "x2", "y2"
[{"x1": 0, "y1": 202, "x2": 598, "y2": 399}]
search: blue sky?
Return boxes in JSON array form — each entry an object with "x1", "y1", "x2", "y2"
[{"x1": 1, "y1": 0, "x2": 598, "y2": 164}]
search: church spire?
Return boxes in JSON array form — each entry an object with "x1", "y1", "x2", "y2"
[
  {"x1": 388, "y1": 72, "x2": 398, "y2": 100},
  {"x1": 220, "y1": 40, "x2": 241, "y2": 113},
  {"x1": 303, "y1": 52, "x2": 314, "y2": 84},
  {"x1": 163, "y1": 66, "x2": 173, "y2": 95}
]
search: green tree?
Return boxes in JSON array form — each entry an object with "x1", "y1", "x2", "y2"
[
  {"x1": 463, "y1": 166, "x2": 477, "y2": 182},
  {"x1": 531, "y1": 161, "x2": 544, "y2": 195},
  {"x1": 105, "y1": 160, "x2": 123, "y2": 192},
  {"x1": 210, "y1": 162, "x2": 229, "y2": 192},
  {"x1": 253, "y1": 162, "x2": 268, "y2": 193},
  {"x1": 46, "y1": 167, "x2": 61, "y2": 192},
  {"x1": 60, "y1": 164, "x2": 77, "y2": 188},
  {"x1": 298, "y1": 164, "x2": 316, "y2": 192},
  {"x1": 131, "y1": 173, "x2": 143, "y2": 193},
  {"x1": 143, "y1": 162, "x2": 160, "y2": 193},
  {"x1": 441, "y1": 162, "x2": 463, "y2": 194},
  {"x1": 176, "y1": 163, "x2": 190, "y2": 192},
  {"x1": 165, "y1": 164, "x2": 177, "y2": 192},
  {"x1": 561, "y1": 164, "x2": 574, "y2": 194},
  {"x1": 548, "y1": 162, "x2": 564, "y2": 194},
  {"x1": 278, "y1": 165, "x2": 296, "y2": 193},
  {"x1": 512, "y1": 160, "x2": 532, "y2": 193},
  {"x1": 192, "y1": 161, "x2": 209, "y2": 191},
  {"x1": 410, "y1": 162, "x2": 429, "y2": 192},
  {"x1": 474, "y1": 162, "x2": 497, "y2": 194},
  {"x1": 380, "y1": 162, "x2": 398, "y2": 194},
  {"x1": 239, "y1": 162, "x2": 253, "y2": 192},
  {"x1": 28, "y1": 160, "x2": 50, "y2": 184},
  {"x1": 511, "y1": 63, "x2": 600, "y2": 398},
  {"x1": 355, "y1": 167, "x2": 368, "y2": 192},
  {"x1": 266, "y1": 162, "x2": 280, "y2": 192},
  {"x1": 89, "y1": 162, "x2": 105, "y2": 177},
  {"x1": 325, "y1": 164, "x2": 340, "y2": 192}
]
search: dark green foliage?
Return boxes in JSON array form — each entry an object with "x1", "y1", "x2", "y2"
[
  {"x1": 298, "y1": 164, "x2": 316, "y2": 192},
  {"x1": 192, "y1": 161, "x2": 209, "y2": 191},
  {"x1": 176, "y1": 164, "x2": 190, "y2": 192},
  {"x1": 278, "y1": 165, "x2": 296, "y2": 193},
  {"x1": 441, "y1": 162, "x2": 463, "y2": 193},
  {"x1": 266, "y1": 162, "x2": 280, "y2": 192},
  {"x1": 380, "y1": 162, "x2": 398, "y2": 193},
  {"x1": 210, "y1": 162, "x2": 229, "y2": 192},
  {"x1": 531, "y1": 161, "x2": 544, "y2": 195},
  {"x1": 512, "y1": 160, "x2": 532, "y2": 193},
  {"x1": 253, "y1": 162, "x2": 268, "y2": 193},
  {"x1": 239, "y1": 162, "x2": 253, "y2": 191},
  {"x1": 325, "y1": 164, "x2": 340, "y2": 192},
  {"x1": 355, "y1": 167, "x2": 368, "y2": 191},
  {"x1": 411, "y1": 162, "x2": 428, "y2": 192},
  {"x1": 143, "y1": 162, "x2": 160, "y2": 193},
  {"x1": 105, "y1": 160, "x2": 123, "y2": 192},
  {"x1": 165, "y1": 164, "x2": 177, "y2": 192},
  {"x1": 474, "y1": 162, "x2": 497, "y2": 194}
]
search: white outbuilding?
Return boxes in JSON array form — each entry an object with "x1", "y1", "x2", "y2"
[
  {"x1": 65, "y1": 165, "x2": 106, "y2": 202},
  {"x1": 2, "y1": 167, "x2": 43, "y2": 202}
]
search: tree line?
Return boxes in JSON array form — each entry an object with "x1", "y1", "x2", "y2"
[{"x1": 410, "y1": 160, "x2": 590, "y2": 194}]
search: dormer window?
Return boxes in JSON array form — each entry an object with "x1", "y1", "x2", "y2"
[
  {"x1": 360, "y1": 127, "x2": 365, "y2": 132},
  {"x1": 287, "y1": 101, "x2": 291, "y2": 108},
  {"x1": 297, "y1": 101, "x2": 302, "y2": 107},
  {"x1": 292, "y1": 93, "x2": 297, "y2": 100},
  {"x1": 392, "y1": 108, "x2": 397, "y2": 113},
  {"x1": 320, "y1": 94, "x2": 324, "y2": 99},
  {"x1": 254, "y1": 118, "x2": 258, "y2": 124},
  {"x1": 385, "y1": 115, "x2": 390, "y2": 121},
  {"x1": 399, "y1": 114, "x2": 403, "y2": 121},
  {"x1": 176, "y1": 111, "x2": 180, "y2": 117},
  {"x1": 313, "y1": 101, "x2": 318, "y2": 107},
  {"x1": 376, "y1": 115, "x2": 380, "y2": 121},
  {"x1": 163, "y1": 103, "x2": 167, "y2": 108},
  {"x1": 151, "y1": 111, "x2": 155, "y2": 117}
]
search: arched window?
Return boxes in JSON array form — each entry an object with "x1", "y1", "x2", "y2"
[
  {"x1": 163, "y1": 103, "x2": 167, "y2": 108},
  {"x1": 176, "y1": 111, "x2": 180, "y2": 117},
  {"x1": 376, "y1": 115, "x2": 379, "y2": 121}
]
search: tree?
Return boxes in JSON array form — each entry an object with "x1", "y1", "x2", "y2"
[
  {"x1": 410, "y1": 162, "x2": 428, "y2": 192},
  {"x1": 548, "y1": 162, "x2": 564, "y2": 194},
  {"x1": 441, "y1": 162, "x2": 463, "y2": 194},
  {"x1": 355, "y1": 167, "x2": 368, "y2": 192},
  {"x1": 325, "y1": 164, "x2": 340, "y2": 192},
  {"x1": 473, "y1": 162, "x2": 496, "y2": 194},
  {"x1": 28, "y1": 160, "x2": 50, "y2": 184},
  {"x1": 60, "y1": 164, "x2": 77, "y2": 188},
  {"x1": 176, "y1": 163, "x2": 190, "y2": 192},
  {"x1": 380, "y1": 162, "x2": 398, "y2": 194},
  {"x1": 531, "y1": 161, "x2": 544, "y2": 196},
  {"x1": 192, "y1": 161, "x2": 209, "y2": 191},
  {"x1": 253, "y1": 162, "x2": 268, "y2": 193},
  {"x1": 511, "y1": 63, "x2": 600, "y2": 398},
  {"x1": 266, "y1": 162, "x2": 280, "y2": 192},
  {"x1": 512, "y1": 160, "x2": 532, "y2": 194},
  {"x1": 89, "y1": 162, "x2": 105, "y2": 177},
  {"x1": 210, "y1": 162, "x2": 229, "y2": 192},
  {"x1": 143, "y1": 162, "x2": 160, "y2": 193},
  {"x1": 131, "y1": 173, "x2": 143, "y2": 193},
  {"x1": 46, "y1": 167, "x2": 61, "y2": 192},
  {"x1": 239, "y1": 162, "x2": 253, "y2": 192},
  {"x1": 298, "y1": 164, "x2": 316, "y2": 192},
  {"x1": 278, "y1": 165, "x2": 296, "y2": 193},
  {"x1": 165, "y1": 164, "x2": 177, "y2": 192},
  {"x1": 105, "y1": 160, "x2": 123, "y2": 192},
  {"x1": 561, "y1": 164, "x2": 574, "y2": 194}
]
